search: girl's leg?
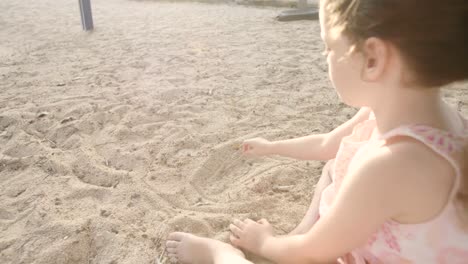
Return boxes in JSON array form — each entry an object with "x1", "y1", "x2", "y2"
[
  {"x1": 166, "y1": 232, "x2": 253, "y2": 264},
  {"x1": 288, "y1": 160, "x2": 333, "y2": 235}
]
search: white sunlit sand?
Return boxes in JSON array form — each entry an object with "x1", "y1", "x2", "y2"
[{"x1": 0, "y1": 0, "x2": 467, "y2": 263}]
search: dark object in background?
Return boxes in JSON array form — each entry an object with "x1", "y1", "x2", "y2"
[
  {"x1": 79, "y1": 0, "x2": 94, "y2": 31},
  {"x1": 277, "y1": 7, "x2": 319, "y2": 21}
]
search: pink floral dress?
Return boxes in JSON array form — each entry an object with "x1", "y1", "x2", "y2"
[{"x1": 319, "y1": 112, "x2": 468, "y2": 264}]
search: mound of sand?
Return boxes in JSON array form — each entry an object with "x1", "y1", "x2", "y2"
[{"x1": 0, "y1": 0, "x2": 466, "y2": 263}]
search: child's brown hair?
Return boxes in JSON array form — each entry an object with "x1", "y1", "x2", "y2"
[{"x1": 323, "y1": 0, "x2": 468, "y2": 87}]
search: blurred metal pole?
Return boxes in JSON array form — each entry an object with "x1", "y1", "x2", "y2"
[{"x1": 79, "y1": 0, "x2": 94, "y2": 31}]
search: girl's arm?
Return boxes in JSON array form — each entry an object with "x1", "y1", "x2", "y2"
[
  {"x1": 232, "y1": 141, "x2": 423, "y2": 263},
  {"x1": 258, "y1": 151, "x2": 397, "y2": 263},
  {"x1": 267, "y1": 107, "x2": 371, "y2": 161}
]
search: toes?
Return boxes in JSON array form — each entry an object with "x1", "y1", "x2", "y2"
[
  {"x1": 167, "y1": 232, "x2": 186, "y2": 242},
  {"x1": 166, "y1": 246, "x2": 178, "y2": 254},
  {"x1": 166, "y1": 239, "x2": 180, "y2": 257},
  {"x1": 166, "y1": 240, "x2": 179, "y2": 249}
]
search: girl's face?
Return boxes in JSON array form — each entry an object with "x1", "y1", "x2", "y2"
[{"x1": 319, "y1": 3, "x2": 366, "y2": 107}]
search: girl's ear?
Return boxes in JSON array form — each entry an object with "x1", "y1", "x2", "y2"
[{"x1": 361, "y1": 37, "x2": 388, "y2": 82}]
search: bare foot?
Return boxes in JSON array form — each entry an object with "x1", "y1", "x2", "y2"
[{"x1": 165, "y1": 232, "x2": 246, "y2": 264}]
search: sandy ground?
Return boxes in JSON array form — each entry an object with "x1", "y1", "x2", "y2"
[{"x1": 0, "y1": 0, "x2": 467, "y2": 263}]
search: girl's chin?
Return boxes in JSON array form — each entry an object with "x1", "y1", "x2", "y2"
[{"x1": 337, "y1": 93, "x2": 360, "y2": 108}]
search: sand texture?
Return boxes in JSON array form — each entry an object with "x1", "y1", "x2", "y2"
[{"x1": 0, "y1": 0, "x2": 467, "y2": 263}]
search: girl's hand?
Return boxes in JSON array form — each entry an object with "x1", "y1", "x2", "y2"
[
  {"x1": 229, "y1": 218, "x2": 274, "y2": 255},
  {"x1": 242, "y1": 138, "x2": 274, "y2": 156}
]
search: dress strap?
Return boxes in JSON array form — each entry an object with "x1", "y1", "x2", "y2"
[{"x1": 458, "y1": 112, "x2": 468, "y2": 132}]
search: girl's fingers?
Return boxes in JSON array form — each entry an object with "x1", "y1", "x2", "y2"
[
  {"x1": 233, "y1": 219, "x2": 245, "y2": 229},
  {"x1": 229, "y1": 224, "x2": 243, "y2": 237},
  {"x1": 230, "y1": 234, "x2": 241, "y2": 247},
  {"x1": 244, "y1": 218, "x2": 256, "y2": 225},
  {"x1": 242, "y1": 144, "x2": 252, "y2": 152}
]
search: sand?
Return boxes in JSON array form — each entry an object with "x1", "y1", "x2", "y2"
[{"x1": 0, "y1": 0, "x2": 467, "y2": 263}]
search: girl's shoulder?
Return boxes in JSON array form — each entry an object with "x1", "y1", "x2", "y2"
[
  {"x1": 345, "y1": 134, "x2": 458, "y2": 225},
  {"x1": 356, "y1": 109, "x2": 467, "y2": 224}
]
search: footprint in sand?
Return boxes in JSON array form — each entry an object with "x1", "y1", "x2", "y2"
[
  {"x1": 16, "y1": 220, "x2": 121, "y2": 264},
  {"x1": 168, "y1": 214, "x2": 213, "y2": 235},
  {"x1": 0, "y1": 154, "x2": 32, "y2": 172},
  {"x1": 0, "y1": 116, "x2": 17, "y2": 131},
  {"x1": 47, "y1": 124, "x2": 81, "y2": 150},
  {"x1": 189, "y1": 141, "x2": 248, "y2": 201},
  {"x1": 71, "y1": 151, "x2": 128, "y2": 188}
]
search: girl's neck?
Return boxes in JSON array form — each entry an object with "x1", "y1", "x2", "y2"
[{"x1": 370, "y1": 87, "x2": 446, "y2": 136}]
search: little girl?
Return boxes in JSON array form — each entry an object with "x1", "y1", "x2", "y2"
[{"x1": 166, "y1": 0, "x2": 468, "y2": 263}]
